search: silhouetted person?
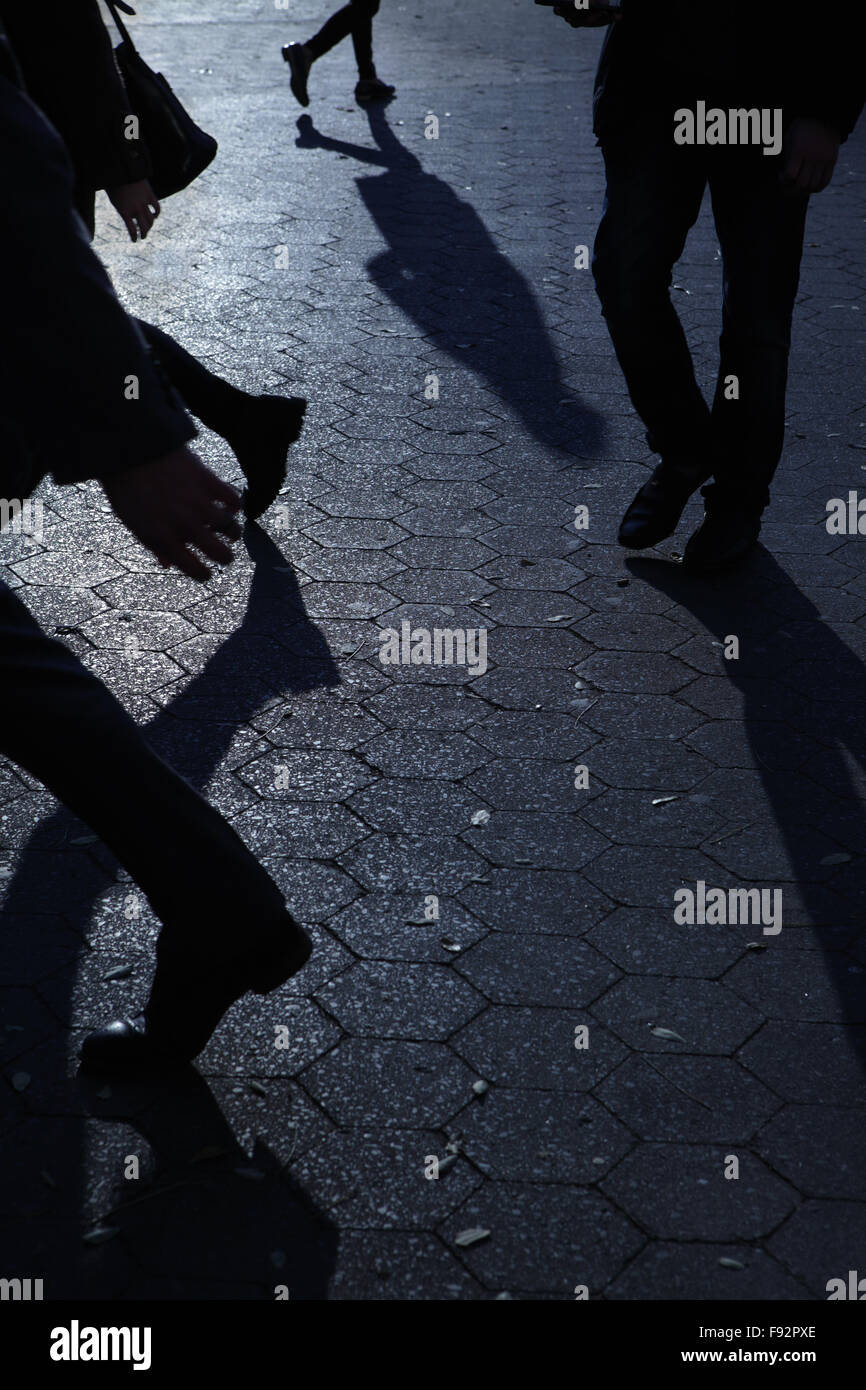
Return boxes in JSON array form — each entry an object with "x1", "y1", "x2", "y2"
[
  {"x1": 0, "y1": 0, "x2": 305, "y2": 522},
  {"x1": 283, "y1": 1, "x2": 394, "y2": 107},
  {"x1": 0, "y1": 44, "x2": 312, "y2": 1073},
  {"x1": 547, "y1": 1, "x2": 864, "y2": 570}
]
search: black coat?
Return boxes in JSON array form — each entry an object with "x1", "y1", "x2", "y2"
[
  {"x1": 0, "y1": 62, "x2": 193, "y2": 496},
  {"x1": 593, "y1": 0, "x2": 865, "y2": 144},
  {"x1": 0, "y1": 0, "x2": 151, "y2": 191}
]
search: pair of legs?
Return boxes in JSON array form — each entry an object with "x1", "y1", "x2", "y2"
[
  {"x1": 0, "y1": 581, "x2": 310, "y2": 1066},
  {"x1": 74, "y1": 187, "x2": 306, "y2": 521},
  {"x1": 592, "y1": 125, "x2": 809, "y2": 564},
  {"x1": 283, "y1": 1, "x2": 394, "y2": 106}
]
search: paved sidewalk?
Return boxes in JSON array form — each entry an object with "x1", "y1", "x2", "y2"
[{"x1": 1, "y1": 0, "x2": 865, "y2": 1300}]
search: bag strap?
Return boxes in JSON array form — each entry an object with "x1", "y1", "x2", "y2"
[{"x1": 104, "y1": 1, "x2": 138, "y2": 52}]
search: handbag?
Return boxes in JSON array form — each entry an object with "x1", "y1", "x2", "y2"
[{"x1": 105, "y1": 0, "x2": 218, "y2": 198}]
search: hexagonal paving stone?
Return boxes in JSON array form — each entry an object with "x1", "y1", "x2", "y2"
[
  {"x1": 607, "y1": 1242, "x2": 809, "y2": 1300},
  {"x1": 328, "y1": 891, "x2": 488, "y2": 962},
  {"x1": 477, "y1": 556, "x2": 585, "y2": 591},
  {"x1": 755, "y1": 1104, "x2": 866, "y2": 1200},
  {"x1": 452, "y1": 1006, "x2": 627, "y2": 1091},
  {"x1": 587, "y1": 737, "x2": 710, "y2": 791},
  {"x1": 725, "y1": 950, "x2": 866, "y2": 1023},
  {"x1": 684, "y1": 719, "x2": 826, "y2": 773},
  {"x1": 302, "y1": 518, "x2": 409, "y2": 549},
  {"x1": 576, "y1": 651, "x2": 695, "y2": 695},
  {"x1": 457, "y1": 1089, "x2": 633, "y2": 1183},
  {"x1": 315, "y1": 961, "x2": 484, "y2": 1040},
  {"x1": 237, "y1": 749, "x2": 376, "y2": 800},
  {"x1": 340, "y1": 828, "x2": 492, "y2": 895},
  {"x1": 584, "y1": 845, "x2": 740, "y2": 907},
  {"x1": 389, "y1": 538, "x2": 497, "y2": 571},
  {"x1": 463, "y1": 810, "x2": 609, "y2": 870},
  {"x1": 395, "y1": 507, "x2": 499, "y2": 539},
  {"x1": 440, "y1": 1184, "x2": 643, "y2": 1296},
  {"x1": 470, "y1": 711, "x2": 598, "y2": 760},
  {"x1": 233, "y1": 802, "x2": 368, "y2": 858},
  {"x1": 739, "y1": 1022, "x2": 866, "y2": 1105},
  {"x1": 583, "y1": 694, "x2": 704, "y2": 739},
  {"x1": 595, "y1": 1054, "x2": 781, "y2": 1143},
  {"x1": 455, "y1": 932, "x2": 618, "y2": 1008},
  {"x1": 364, "y1": 686, "x2": 479, "y2": 732},
  {"x1": 386, "y1": 568, "x2": 493, "y2": 604},
  {"x1": 197, "y1": 996, "x2": 342, "y2": 1077},
  {"x1": 767, "y1": 1200, "x2": 866, "y2": 1299},
  {"x1": 295, "y1": 548, "x2": 405, "y2": 584},
  {"x1": 262, "y1": 859, "x2": 360, "y2": 925},
  {"x1": 480, "y1": 591, "x2": 587, "y2": 627},
  {"x1": 300, "y1": 1038, "x2": 478, "y2": 1128},
  {"x1": 459, "y1": 868, "x2": 613, "y2": 935},
  {"x1": 586, "y1": 907, "x2": 745, "y2": 977},
  {"x1": 592, "y1": 976, "x2": 764, "y2": 1054},
  {"x1": 480, "y1": 525, "x2": 582, "y2": 559},
  {"x1": 467, "y1": 759, "x2": 587, "y2": 813},
  {"x1": 293, "y1": 583, "x2": 399, "y2": 620},
  {"x1": 253, "y1": 701, "x2": 384, "y2": 750},
  {"x1": 361, "y1": 730, "x2": 488, "y2": 779},
  {"x1": 581, "y1": 787, "x2": 728, "y2": 848},
  {"x1": 348, "y1": 780, "x2": 485, "y2": 835},
  {"x1": 292, "y1": 1129, "x2": 482, "y2": 1229},
  {"x1": 576, "y1": 612, "x2": 688, "y2": 653},
  {"x1": 602, "y1": 1145, "x2": 798, "y2": 1240},
  {"x1": 328, "y1": 1230, "x2": 484, "y2": 1300},
  {"x1": 488, "y1": 627, "x2": 590, "y2": 668},
  {"x1": 471, "y1": 669, "x2": 584, "y2": 712}
]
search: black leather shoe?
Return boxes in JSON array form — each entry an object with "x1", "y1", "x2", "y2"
[
  {"x1": 618, "y1": 464, "x2": 706, "y2": 550},
  {"x1": 223, "y1": 395, "x2": 306, "y2": 522},
  {"x1": 683, "y1": 505, "x2": 762, "y2": 572},
  {"x1": 80, "y1": 914, "x2": 312, "y2": 1074},
  {"x1": 282, "y1": 44, "x2": 311, "y2": 107}
]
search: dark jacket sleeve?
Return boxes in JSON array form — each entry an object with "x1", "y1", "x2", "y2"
[
  {"x1": 593, "y1": 0, "x2": 864, "y2": 145},
  {"x1": 0, "y1": 0, "x2": 151, "y2": 190},
  {"x1": 777, "y1": 1, "x2": 864, "y2": 142},
  {"x1": 0, "y1": 75, "x2": 195, "y2": 496}
]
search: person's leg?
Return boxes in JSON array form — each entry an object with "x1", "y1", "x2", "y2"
[
  {"x1": 683, "y1": 151, "x2": 809, "y2": 570},
  {"x1": 305, "y1": 3, "x2": 357, "y2": 61},
  {"x1": 0, "y1": 581, "x2": 310, "y2": 1061},
  {"x1": 593, "y1": 129, "x2": 714, "y2": 546},
  {"x1": 350, "y1": 0, "x2": 378, "y2": 81},
  {"x1": 351, "y1": 0, "x2": 394, "y2": 102},
  {"x1": 708, "y1": 150, "x2": 809, "y2": 510},
  {"x1": 137, "y1": 319, "x2": 306, "y2": 522},
  {"x1": 283, "y1": 1, "x2": 392, "y2": 106}
]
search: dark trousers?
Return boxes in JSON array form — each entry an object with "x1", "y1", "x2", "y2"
[
  {"x1": 307, "y1": 0, "x2": 380, "y2": 80},
  {"x1": 72, "y1": 186, "x2": 245, "y2": 438},
  {"x1": 0, "y1": 582, "x2": 286, "y2": 959},
  {"x1": 592, "y1": 131, "x2": 810, "y2": 512}
]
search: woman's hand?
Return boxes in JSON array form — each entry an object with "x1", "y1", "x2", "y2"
[{"x1": 107, "y1": 179, "x2": 161, "y2": 240}]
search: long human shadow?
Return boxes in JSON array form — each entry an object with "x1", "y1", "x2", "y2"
[
  {"x1": 0, "y1": 526, "x2": 341, "y2": 1297},
  {"x1": 629, "y1": 547, "x2": 866, "y2": 1073},
  {"x1": 294, "y1": 107, "x2": 606, "y2": 458}
]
